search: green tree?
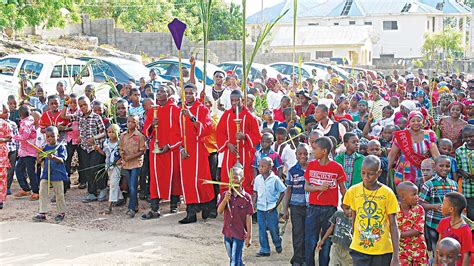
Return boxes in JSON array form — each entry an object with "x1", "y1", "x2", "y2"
[
  {"x1": 79, "y1": 0, "x2": 242, "y2": 42},
  {"x1": 0, "y1": 0, "x2": 81, "y2": 33},
  {"x1": 422, "y1": 27, "x2": 464, "y2": 61}
]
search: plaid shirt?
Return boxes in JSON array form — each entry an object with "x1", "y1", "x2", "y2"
[
  {"x1": 419, "y1": 174, "x2": 458, "y2": 229},
  {"x1": 343, "y1": 153, "x2": 356, "y2": 188},
  {"x1": 6, "y1": 119, "x2": 19, "y2": 152},
  {"x1": 455, "y1": 144, "x2": 474, "y2": 198},
  {"x1": 72, "y1": 111, "x2": 105, "y2": 153}
]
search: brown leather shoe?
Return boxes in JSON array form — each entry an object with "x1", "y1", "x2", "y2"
[
  {"x1": 29, "y1": 193, "x2": 39, "y2": 201},
  {"x1": 14, "y1": 189, "x2": 31, "y2": 198}
]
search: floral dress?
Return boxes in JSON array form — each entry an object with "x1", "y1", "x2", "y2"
[
  {"x1": 439, "y1": 117, "x2": 467, "y2": 155},
  {"x1": 396, "y1": 204, "x2": 429, "y2": 265},
  {"x1": 393, "y1": 130, "x2": 437, "y2": 185},
  {"x1": 0, "y1": 119, "x2": 12, "y2": 202}
]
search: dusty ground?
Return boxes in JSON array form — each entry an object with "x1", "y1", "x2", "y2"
[{"x1": 0, "y1": 177, "x2": 293, "y2": 265}]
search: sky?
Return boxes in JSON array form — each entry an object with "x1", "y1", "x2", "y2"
[{"x1": 225, "y1": 0, "x2": 284, "y2": 17}]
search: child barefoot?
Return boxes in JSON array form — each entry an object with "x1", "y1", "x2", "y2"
[
  {"x1": 217, "y1": 167, "x2": 253, "y2": 265},
  {"x1": 396, "y1": 181, "x2": 429, "y2": 265},
  {"x1": 96, "y1": 124, "x2": 122, "y2": 214}
]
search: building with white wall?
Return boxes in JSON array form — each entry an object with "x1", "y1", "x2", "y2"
[{"x1": 247, "y1": 0, "x2": 471, "y2": 63}]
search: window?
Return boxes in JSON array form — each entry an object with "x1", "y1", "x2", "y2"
[
  {"x1": 308, "y1": 23, "x2": 319, "y2": 26},
  {"x1": 341, "y1": 0, "x2": 353, "y2": 16},
  {"x1": 0, "y1": 58, "x2": 20, "y2": 76},
  {"x1": 401, "y1": 3, "x2": 411, "y2": 12},
  {"x1": 432, "y1": 17, "x2": 435, "y2": 32},
  {"x1": 364, "y1": 21, "x2": 372, "y2": 25},
  {"x1": 380, "y1": 54, "x2": 395, "y2": 59},
  {"x1": 51, "y1": 65, "x2": 63, "y2": 78},
  {"x1": 383, "y1": 21, "x2": 398, "y2": 30},
  {"x1": 314, "y1": 51, "x2": 333, "y2": 58},
  {"x1": 427, "y1": 20, "x2": 430, "y2": 30},
  {"x1": 270, "y1": 64, "x2": 288, "y2": 74},
  {"x1": 20, "y1": 60, "x2": 43, "y2": 80},
  {"x1": 334, "y1": 22, "x2": 339, "y2": 26},
  {"x1": 349, "y1": 21, "x2": 356, "y2": 25}
]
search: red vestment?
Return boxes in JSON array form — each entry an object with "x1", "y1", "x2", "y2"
[
  {"x1": 143, "y1": 99, "x2": 182, "y2": 200},
  {"x1": 216, "y1": 106, "x2": 261, "y2": 194},
  {"x1": 179, "y1": 100, "x2": 215, "y2": 204}
]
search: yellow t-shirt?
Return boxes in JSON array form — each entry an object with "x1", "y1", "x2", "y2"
[{"x1": 343, "y1": 183, "x2": 399, "y2": 255}]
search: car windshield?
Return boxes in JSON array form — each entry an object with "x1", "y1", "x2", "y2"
[{"x1": 116, "y1": 62, "x2": 149, "y2": 79}]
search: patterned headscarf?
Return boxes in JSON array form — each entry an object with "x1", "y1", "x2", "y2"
[
  {"x1": 408, "y1": 110, "x2": 424, "y2": 123},
  {"x1": 447, "y1": 101, "x2": 466, "y2": 115}
]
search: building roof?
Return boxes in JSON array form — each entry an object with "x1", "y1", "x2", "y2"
[
  {"x1": 246, "y1": 0, "x2": 466, "y2": 24},
  {"x1": 417, "y1": 0, "x2": 471, "y2": 14},
  {"x1": 270, "y1": 25, "x2": 373, "y2": 47}
]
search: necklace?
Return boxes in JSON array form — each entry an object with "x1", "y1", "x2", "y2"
[
  {"x1": 362, "y1": 182, "x2": 381, "y2": 202},
  {"x1": 450, "y1": 218, "x2": 463, "y2": 228}
]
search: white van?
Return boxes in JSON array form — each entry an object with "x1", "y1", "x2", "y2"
[{"x1": 0, "y1": 54, "x2": 109, "y2": 105}]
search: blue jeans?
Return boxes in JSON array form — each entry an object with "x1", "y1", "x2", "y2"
[
  {"x1": 224, "y1": 237, "x2": 244, "y2": 266},
  {"x1": 15, "y1": 156, "x2": 38, "y2": 193},
  {"x1": 123, "y1": 168, "x2": 140, "y2": 210},
  {"x1": 257, "y1": 209, "x2": 282, "y2": 254},
  {"x1": 305, "y1": 205, "x2": 336, "y2": 266}
]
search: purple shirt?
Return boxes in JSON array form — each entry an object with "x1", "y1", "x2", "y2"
[{"x1": 218, "y1": 190, "x2": 254, "y2": 240}]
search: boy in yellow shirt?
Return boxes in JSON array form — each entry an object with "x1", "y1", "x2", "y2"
[{"x1": 343, "y1": 155, "x2": 400, "y2": 266}]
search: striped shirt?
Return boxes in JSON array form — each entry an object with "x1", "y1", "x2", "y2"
[
  {"x1": 455, "y1": 144, "x2": 474, "y2": 198},
  {"x1": 419, "y1": 174, "x2": 458, "y2": 229}
]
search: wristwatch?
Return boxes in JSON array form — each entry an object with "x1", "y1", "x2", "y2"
[{"x1": 190, "y1": 116, "x2": 197, "y2": 123}]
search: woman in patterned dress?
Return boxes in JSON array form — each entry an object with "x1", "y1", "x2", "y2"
[
  {"x1": 388, "y1": 111, "x2": 440, "y2": 186},
  {"x1": 438, "y1": 101, "x2": 467, "y2": 155},
  {"x1": 0, "y1": 110, "x2": 12, "y2": 209}
]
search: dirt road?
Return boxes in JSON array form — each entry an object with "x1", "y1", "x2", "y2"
[{"x1": 0, "y1": 182, "x2": 293, "y2": 265}]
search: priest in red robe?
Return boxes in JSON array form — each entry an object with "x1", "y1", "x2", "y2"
[
  {"x1": 216, "y1": 90, "x2": 262, "y2": 194},
  {"x1": 178, "y1": 83, "x2": 215, "y2": 224},
  {"x1": 141, "y1": 86, "x2": 182, "y2": 219}
]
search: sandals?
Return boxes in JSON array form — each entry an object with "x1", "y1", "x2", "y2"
[
  {"x1": 141, "y1": 210, "x2": 161, "y2": 220},
  {"x1": 102, "y1": 207, "x2": 112, "y2": 215},
  {"x1": 33, "y1": 213, "x2": 47, "y2": 222},
  {"x1": 54, "y1": 213, "x2": 65, "y2": 223}
]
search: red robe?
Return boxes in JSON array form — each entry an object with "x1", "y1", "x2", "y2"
[
  {"x1": 143, "y1": 99, "x2": 182, "y2": 200},
  {"x1": 179, "y1": 100, "x2": 215, "y2": 204},
  {"x1": 216, "y1": 106, "x2": 261, "y2": 194}
]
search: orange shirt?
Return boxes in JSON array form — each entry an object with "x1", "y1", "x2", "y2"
[{"x1": 120, "y1": 129, "x2": 146, "y2": 169}]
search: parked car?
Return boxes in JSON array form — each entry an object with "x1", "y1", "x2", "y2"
[
  {"x1": 329, "y1": 57, "x2": 351, "y2": 66},
  {"x1": 339, "y1": 65, "x2": 380, "y2": 80},
  {"x1": 78, "y1": 56, "x2": 166, "y2": 86},
  {"x1": 0, "y1": 54, "x2": 109, "y2": 104},
  {"x1": 304, "y1": 62, "x2": 350, "y2": 81},
  {"x1": 146, "y1": 58, "x2": 223, "y2": 86},
  {"x1": 269, "y1": 62, "x2": 328, "y2": 82},
  {"x1": 218, "y1": 61, "x2": 284, "y2": 81}
]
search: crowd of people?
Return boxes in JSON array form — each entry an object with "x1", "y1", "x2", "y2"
[{"x1": 1, "y1": 57, "x2": 474, "y2": 266}]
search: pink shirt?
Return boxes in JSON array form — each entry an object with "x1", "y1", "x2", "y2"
[
  {"x1": 66, "y1": 108, "x2": 80, "y2": 145},
  {"x1": 12, "y1": 116, "x2": 37, "y2": 157}
]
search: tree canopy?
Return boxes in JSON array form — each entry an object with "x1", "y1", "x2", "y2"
[
  {"x1": 422, "y1": 27, "x2": 464, "y2": 61},
  {"x1": 0, "y1": 0, "x2": 243, "y2": 41},
  {"x1": 0, "y1": 0, "x2": 81, "y2": 32},
  {"x1": 79, "y1": 0, "x2": 243, "y2": 42}
]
